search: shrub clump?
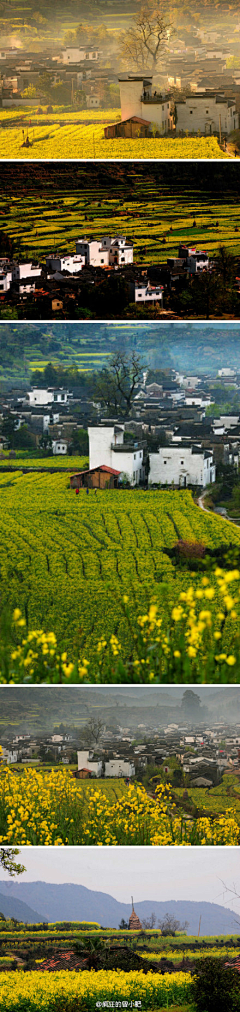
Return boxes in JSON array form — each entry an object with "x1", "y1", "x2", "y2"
[{"x1": 190, "y1": 956, "x2": 240, "y2": 1012}]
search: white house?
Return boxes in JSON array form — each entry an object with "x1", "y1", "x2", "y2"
[
  {"x1": 218, "y1": 368, "x2": 236, "y2": 378},
  {"x1": 86, "y1": 95, "x2": 100, "y2": 109},
  {"x1": 175, "y1": 93, "x2": 238, "y2": 135},
  {"x1": 100, "y1": 236, "x2": 133, "y2": 265},
  {"x1": 27, "y1": 388, "x2": 72, "y2": 407},
  {"x1": 118, "y1": 75, "x2": 173, "y2": 135},
  {"x1": 187, "y1": 252, "x2": 209, "y2": 273},
  {"x1": 215, "y1": 415, "x2": 239, "y2": 430},
  {"x1": 4, "y1": 750, "x2": 18, "y2": 764},
  {"x1": 128, "y1": 280, "x2": 163, "y2": 304},
  {"x1": 46, "y1": 253, "x2": 85, "y2": 274},
  {"x1": 76, "y1": 239, "x2": 109, "y2": 267},
  {"x1": 11, "y1": 261, "x2": 42, "y2": 280},
  {"x1": 19, "y1": 280, "x2": 36, "y2": 295},
  {"x1": 60, "y1": 48, "x2": 100, "y2": 64},
  {"x1": 52, "y1": 440, "x2": 68, "y2": 455},
  {"x1": 179, "y1": 245, "x2": 209, "y2": 273},
  {"x1": 181, "y1": 376, "x2": 201, "y2": 389},
  {"x1": 149, "y1": 445, "x2": 216, "y2": 487},
  {"x1": 77, "y1": 750, "x2": 103, "y2": 777},
  {"x1": 184, "y1": 395, "x2": 213, "y2": 408},
  {"x1": 75, "y1": 236, "x2": 133, "y2": 267},
  {"x1": 104, "y1": 759, "x2": 135, "y2": 778},
  {"x1": 0, "y1": 270, "x2": 12, "y2": 292},
  {"x1": 88, "y1": 424, "x2": 146, "y2": 486}
]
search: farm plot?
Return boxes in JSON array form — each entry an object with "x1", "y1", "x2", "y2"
[
  {"x1": 0, "y1": 476, "x2": 240, "y2": 682},
  {"x1": 0, "y1": 455, "x2": 88, "y2": 470},
  {"x1": 0, "y1": 476, "x2": 239, "y2": 657},
  {"x1": 0, "y1": 968, "x2": 193, "y2": 1011},
  {"x1": 0, "y1": 121, "x2": 229, "y2": 159}
]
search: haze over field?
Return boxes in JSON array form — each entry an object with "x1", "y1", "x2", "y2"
[
  {"x1": 2, "y1": 322, "x2": 240, "y2": 384},
  {"x1": 1, "y1": 685, "x2": 240, "y2": 732}
]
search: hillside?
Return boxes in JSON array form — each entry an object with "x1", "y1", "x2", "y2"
[
  {"x1": 1, "y1": 163, "x2": 240, "y2": 275},
  {"x1": 0, "y1": 892, "x2": 46, "y2": 923},
  {"x1": 2, "y1": 322, "x2": 240, "y2": 383},
  {"x1": 1, "y1": 685, "x2": 240, "y2": 732}
]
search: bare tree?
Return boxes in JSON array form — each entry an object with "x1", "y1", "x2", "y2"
[
  {"x1": 218, "y1": 880, "x2": 240, "y2": 926},
  {"x1": 92, "y1": 352, "x2": 143, "y2": 418},
  {"x1": 81, "y1": 718, "x2": 104, "y2": 748},
  {"x1": 119, "y1": 1, "x2": 172, "y2": 73},
  {"x1": 158, "y1": 913, "x2": 188, "y2": 935},
  {"x1": 142, "y1": 911, "x2": 156, "y2": 928}
]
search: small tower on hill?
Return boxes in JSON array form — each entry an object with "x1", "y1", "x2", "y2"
[{"x1": 129, "y1": 896, "x2": 142, "y2": 931}]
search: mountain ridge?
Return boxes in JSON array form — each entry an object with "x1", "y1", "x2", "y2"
[{"x1": 0, "y1": 882, "x2": 238, "y2": 935}]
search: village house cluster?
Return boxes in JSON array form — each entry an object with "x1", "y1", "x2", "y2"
[
  {"x1": 107, "y1": 75, "x2": 239, "y2": 140},
  {"x1": 1, "y1": 717, "x2": 240, "y2": 792},
  {"x1": 0, "y1": 42, "x2": 114, "y2": 110},
  {"x1": 2, "y1": 362, "x2": 240, "y2": 489},
  {"x1": 1, "y1": 15, "x2": 240, "y2": 128},
  {"x1": 0, "y1": 236, "x2": 232, "y2": 319}
]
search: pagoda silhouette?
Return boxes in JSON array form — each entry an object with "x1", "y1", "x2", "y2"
[{"x1": 129, "y1": 896, "x2": 142, "y2": 931}]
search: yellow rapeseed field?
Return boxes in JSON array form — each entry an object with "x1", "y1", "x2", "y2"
[
  {"x1": 0, "y1": 770, "x2": 238, "y2": 846},
  {"x1": 0, "y1": 122, "x2": 229, "y2": 159},
  {"x1": 0, "y1": 968, "x2": 192, "y2": 1010}
]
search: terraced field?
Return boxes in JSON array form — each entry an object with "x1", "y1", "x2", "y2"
[
  {"x1": 0, "y1": 475, "x2": 240, "y2": 681},
  {"x1": 0, "y1": 923, "x2": 239, "y2": 1010},
  {"x1": 2, "y1": 174, "x2": 240, "y2": 266}
]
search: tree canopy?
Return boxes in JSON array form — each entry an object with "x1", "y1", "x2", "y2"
[
  {"x1": 0, "y1": 848, "x2": 26, "y2": 877},
  {"x1": 120, "y1": 1, "x2": 172, "y2": 72}
]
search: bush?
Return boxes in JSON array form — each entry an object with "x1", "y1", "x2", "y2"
[{"x1": 190, "y1": 956, "x2": 240, "y2": 1012}]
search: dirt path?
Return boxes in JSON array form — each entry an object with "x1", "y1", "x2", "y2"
[{"x1": 197, "y1": 490, "x2": 240, "y2": 527}]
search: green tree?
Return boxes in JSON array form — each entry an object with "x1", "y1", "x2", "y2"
[
  {"x1": 0, "y1": 848, "x2": 25, "y2": 877},
  {"x1": 181, "y1": 689, "x2": 201, "y2": 719},
  {"x1": 22, "y1": 85, "x2": 37, "y2": 98},
  {"x1": 38, "y1": 72, "x2": 54, "y2": 99}
]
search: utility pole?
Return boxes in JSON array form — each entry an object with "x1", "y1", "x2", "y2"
[
  {"x1": 219, "y1": 114, "x2": 222, "y2": 145},
  {"x1": 198, "y1": 915, "x2": 201, "y2": 937}
]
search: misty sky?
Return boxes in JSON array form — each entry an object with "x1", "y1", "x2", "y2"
[{"x1": 0, "y1": 848, "x2": 240, "y2": 913}]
